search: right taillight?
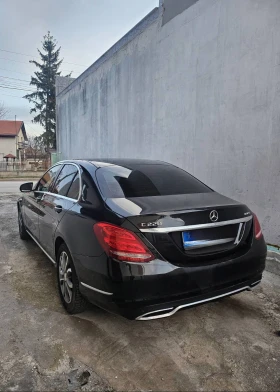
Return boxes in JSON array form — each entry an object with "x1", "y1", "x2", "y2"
[
  {"x1": 253, "y1": 214, "x2": 262, "y2": 240},
  {"x1": 93, "y1": 222, "x2": 155, "y2": 263}
]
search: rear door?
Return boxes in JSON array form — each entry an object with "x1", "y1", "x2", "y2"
[
  {"x1": 38, "y1": 163, "x2": 80, "y2": 257},
  {"x1": 23, "y1": 165, "x2": 62, "y2": 240}
]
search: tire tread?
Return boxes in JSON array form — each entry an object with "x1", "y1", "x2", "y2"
[
  {"x1": 57, "y1": 243, "x2": 87, "y2": 314},
  {"x1": 18, "y1": 207, "x2": 29, "y2": 240}
]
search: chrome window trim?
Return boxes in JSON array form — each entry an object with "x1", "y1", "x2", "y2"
[
  {"x1": 26, "y1": 229, "x2": 56, "y2": 265},
  {"x1": 35, "y1": 162, "x2": 82, "y2": 202},
  {"x1": 81, "y1": 282, "x2": 113, "y2": 296},
  {"x1": 34, "y1": 191, "x2": 79, "y2": 203},
  {"x1": 137, "y1": 280, "x2": 261, "y2": 320},
  {"x1": 140, "y1": 215, "x2": 252, "y2": 233}
]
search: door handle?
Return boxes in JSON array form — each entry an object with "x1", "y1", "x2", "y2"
[{"x1": 54, "y1": 205, "x2": 63, "y2": 213}]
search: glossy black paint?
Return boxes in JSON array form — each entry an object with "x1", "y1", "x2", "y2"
[
  {"x1": 18, "y1": 159, "x2": 267, "y2": 320},
  {"x1": 20, "y1": 182, "x2": 33, "y2": 192}
]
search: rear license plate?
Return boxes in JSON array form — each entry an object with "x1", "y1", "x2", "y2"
[{"x1": 182, "y1": 231, "x2": 193, "y2": 249}]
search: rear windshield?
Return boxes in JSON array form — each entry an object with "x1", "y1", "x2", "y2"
[{"x1": 96, "y1": 164, "x2": 212, "y2": 198}]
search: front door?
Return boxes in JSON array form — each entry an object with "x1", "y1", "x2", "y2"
[
  {"x1": 23, "y1": 165, "x2": 62, "y2": 239},
  {"x1": 22, "y1": 191, "x2": 41, "y2": 240}
]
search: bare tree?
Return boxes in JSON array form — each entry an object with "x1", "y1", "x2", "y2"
[
  {"x1": 0, "y1": 101, "x2": 9, "y2": 119},
  {"x1": 25, "y1": 135, "x2": 47, "y2": 167}
]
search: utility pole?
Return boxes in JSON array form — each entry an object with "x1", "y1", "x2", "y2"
[{"x1": 15, "y1": 115, "x2": 20, "y2": 170}]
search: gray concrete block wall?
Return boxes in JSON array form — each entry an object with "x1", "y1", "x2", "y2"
[{"x1": 56, "y1": 0, "x2": 280, "y2": 245}]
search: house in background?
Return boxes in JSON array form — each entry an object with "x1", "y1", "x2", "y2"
[{"x1": 0, "y1": 120, "x2": 28, "y2": 161}]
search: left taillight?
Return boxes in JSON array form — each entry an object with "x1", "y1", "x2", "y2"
[
  {"x1": 93, "y1": 222, "x2": 155, "y2": 262},
  {"x1": 253, "y1": 214, "x2": 263, "y2": 240}
]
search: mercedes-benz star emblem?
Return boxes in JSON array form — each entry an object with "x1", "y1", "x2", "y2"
[{"x1": 209, "y1": 210, "x2": 218, "y2": 222}]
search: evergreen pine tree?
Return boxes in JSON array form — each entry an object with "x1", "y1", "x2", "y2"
[{"x1": 24, "y1": 32, "x2": 71, "y2": 149}]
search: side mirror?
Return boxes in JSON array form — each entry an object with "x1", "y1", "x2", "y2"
[{"x1": 20, "y1": 182, "x2": 33, "y2": 193}]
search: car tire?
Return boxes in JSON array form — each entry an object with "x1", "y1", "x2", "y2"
[
  {"x1": 57, "y1": 243, "x2": 87, "y2": 314},
  {"x1": 18, "y1": 207, "x2": 29, "y2": 240}
]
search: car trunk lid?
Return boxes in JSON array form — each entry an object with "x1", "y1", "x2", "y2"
[{"x1": 105, "y1": 193, "x2": 253, "y2": 265}]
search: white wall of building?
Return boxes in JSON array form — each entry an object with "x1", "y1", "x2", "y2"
[
  {"x1": 0, "y1": 128, "x2": 25, "y2": 160},
  {"x1": 0, "y1": 137, "x2": 17, "y2": 160},
  {"x1": 56, "y1": 0, "x2": 280, "y2": 245}
]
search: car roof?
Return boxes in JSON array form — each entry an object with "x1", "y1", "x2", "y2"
[{"x1": 65, "y1": 158, "x2": 171, "y2": 170}]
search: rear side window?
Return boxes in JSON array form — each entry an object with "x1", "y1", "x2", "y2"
[
  {"x1": 52, "y1": 164, "x2": 78, "y2": 197},
  {"x1": 36, "y1": 165, "x2": 62, "y2": 192},
  {"x1": 67, "y1": 173, "x2": 80, "y2": 199},
  {"x1": 80, "y1": 168, "x2": 100, "y2": 207},
  {"x1": 96, "y1": 164, "x2": 212, "y2": 198}
]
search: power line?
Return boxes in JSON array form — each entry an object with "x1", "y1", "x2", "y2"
[
  {"x1": 0, "y1": 81, "x2": 33, "y2": 90},
  {"x1": 24, "y1": 122, "x2": 43, "y2": 134},
  {"x1": 0, "y1": 77, "x2": 30, "y2": 84},
  {"x1": 0, "y1": 67, "x2": 78, "y2": 79},
  {"x1": 0, "y1": 57, "x2": 79, "y2": 74},
  {"x1": 0, "y1": 85, "x2": 35, "y2": 92},
  {"x1": 0, "y1": 68, "x2": 31, "y2": 76},
  {"x1": 0, "y1": 79, "x2": 63, "y2": 92},
  {"x1": 0, "y1": 93, "x2": 25, "y2": 98},
  {"x1": 0, "y1": 57, "x2": 31, "y2": 65},
  {"x1": 0, "y1": 48, "x2": 88, "y2": 67},
  {"x1": 0, "y1": 80, "x2": 31, "y2": 88},
  {"x1": 0, "y1": 75, "x2": 30, "y2": 83},
  {"x1": 1, "y1": 85, "x2": 34, "y2": 91}
]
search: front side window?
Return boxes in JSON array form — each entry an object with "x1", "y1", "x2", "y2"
[
  {"x1": 52, "y1": 164, "x2": 78, "y2": 197},
  {"x1": 96, "y1": 164, "x2": 212, "y2": 198},
  {"x1": 36, "y1": 165, "x2": 62, "y2": 192}
]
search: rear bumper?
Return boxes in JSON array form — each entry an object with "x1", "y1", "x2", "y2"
[
  {"x1": 77, "y1": 243, "x2": 266, "y2": 319},
  {"x1": 135, "y1": 276, "x2": 261, "y2": 320},
  {"x1": 80, "y1": 272, "x2": 263, "y2": 320}
]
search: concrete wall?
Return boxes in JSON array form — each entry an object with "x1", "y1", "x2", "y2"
[
  {"x1": 162, "y1": 0, "x2": 199, "y2": 25},
  {"x1": 0, "y1": 171, "x2": 43, "y2": 179},
  {"x1": 56, "y1": 0, "x2": 280, "y2": 245}
]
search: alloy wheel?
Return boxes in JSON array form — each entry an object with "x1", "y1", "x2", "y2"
[{"x1": 59, "y1": 251, "x2": 73, "y2": 304}]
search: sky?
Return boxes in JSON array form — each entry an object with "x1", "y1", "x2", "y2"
[{"x1": 0, "y1": 0, "x2": 158, "y2": 136}]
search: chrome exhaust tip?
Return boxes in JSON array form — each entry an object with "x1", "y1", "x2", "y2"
[
  {"x1": 247, "y1": 280, "x2": 261, "y2": 291},
  {"x1": 136, "y1": 307, "x2": 175, "y2": 321}
]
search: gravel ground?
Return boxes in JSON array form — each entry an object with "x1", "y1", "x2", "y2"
[{"x1": 0, "y1": 192, "x2": 279, "y2": 391}]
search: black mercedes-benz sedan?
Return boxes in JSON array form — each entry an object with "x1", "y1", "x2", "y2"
[{"x1": 18, "y1": 159, "x2": 267, "y2": 320}]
